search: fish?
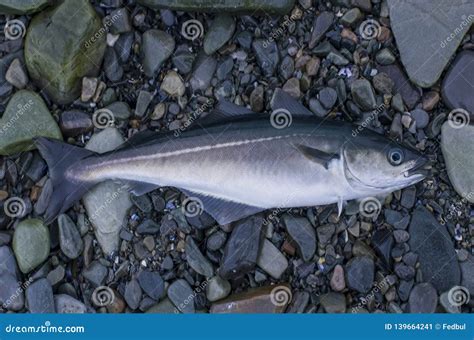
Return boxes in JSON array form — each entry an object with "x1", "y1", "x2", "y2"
[{"x1": 35, "y1": 90, "x2": 429, "y2": 225}]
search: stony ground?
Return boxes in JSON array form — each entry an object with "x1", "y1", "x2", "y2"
[{"x1": 0, "y1": 0, "x2": 473, "y2": 314}]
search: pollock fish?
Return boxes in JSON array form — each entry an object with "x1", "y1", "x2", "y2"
[{"x1": 35, "y1": 90, "x2": 429, "y2": 225}]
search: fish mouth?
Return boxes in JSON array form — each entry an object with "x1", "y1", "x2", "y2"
[{"x1": 404, "y1": 156, "x2": 431, "y2": 178}]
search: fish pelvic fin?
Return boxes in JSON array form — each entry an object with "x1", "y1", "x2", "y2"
[{"x1": 34, "y1": 137, "x2": 96, "y2": 225}]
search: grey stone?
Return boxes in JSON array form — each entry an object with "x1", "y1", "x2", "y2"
[
  {"x1": 442, "y1": 51, "x2": 474, "y2": 113},
  {"x1": 283, "y1": 214, "x2": 316, "y2": 262},
  {"x1": 204, "y1": 15, "x2": 235, "y2": 55},
  {"x1": 206, "y1": 276, "x2": 231, "y2": 302},
  {"x1": 257, "y1": 239, "x2": 288, "y2": 279},
  {"x1": 168, "y1": 279, "x2": 195, "y2": 313},
  {"x1": 124, "y1": 279, "x2": 142, "y2": 310},
  {"x1": 309, "y1": 11, "x2": 334, "y2": 48},
  {"x1": 219, "y1": 215, "x2": 263, "y2": 279},
  {"x1": 54, "y1": 294, "x2": 87, "y2": 313},
  {"x1": 409, "y1": 206, "x2": 461, "y2": 292},
  {"x1": 190, "y1": 55, "x2": 217, "y2": 91},
  {"x1": 345, "y1": 256, "x2": 374, "y2": 294},
  {"x1": 137, "y1": 270, "x2": 164, "y2": 300},
  {"x1": 388, "y1": 0, "x2": 474, "y2": 87},
  {"x1": 0, "y1": 273, "x2": 24, "y2": 311},
  {"x1": 141, "y1": 29, "x2": 175, "y2": 77},
  {"x1": 320, "y1": 292, "x2": 346, "y2": 313},
  {"x1": 185, "y1": 236, "x2": 214, "y2": 277},
  {"x1": 58, "y1": 214, "x2": 83, "y2": 260},
  {"x1": 12, "y1": 219, "x2": 50, "y2": 273},
  {"x1": 441, "y1": 122, "x2": 474, "y2": 203},
  {"x1": 253, "y1": 39, "x2": 279, "y2": 76},
  {"x1": 408, "y1": 282, "x2": 438, "y2": 313},
  {"x1": 82, "y1": 261, "x2": 107, "y2": 287},
  {"x1": 26, "y1": 278, "x2": 55, "y2": 313},
  {"x1": 25, "y1": 0, "x2": 106, "y2": 104},
  {"x1": 0, "y1": 0, "x2": 50, "y2": 14},
  {"x1": 351, "y1": 79, "x2": 376, "y2": 110}
]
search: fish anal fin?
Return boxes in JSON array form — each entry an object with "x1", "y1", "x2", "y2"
[{"x1": 181, "y1": 190, "x2": 265, "y2": 225}]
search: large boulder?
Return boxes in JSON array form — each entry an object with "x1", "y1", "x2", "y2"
[{"x1": 25, "y1": 0, "x2": 106, "y2": 104}]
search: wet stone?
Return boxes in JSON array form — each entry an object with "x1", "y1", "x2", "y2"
[
  {"x1": 58, "y1": 214, "x2": 84, "y2": 260},
  {"x1": 351, "y1": 79, "x2": 376, "y2": 110},
  {"x1": 137, "y1": 270, "x2": 165, "y2": 300},
  {"x1": 219, "y1": 216, "x2": 263, "y2": 279},
  {"x1": 204, "y1": 14, "x2": 235, "y2": 55},
  {"x1": 54, "y1": 294, "x2": 87, "y2": 313},
  {"x1": 185, "y1": 236, "x2": 214, "y2": 277},
  {"x1": 408, "y1": 282, "x2": 438, "y2": 313},
  {"x1": 283, "y1": 214, "x2": 316, "y2": 262},
  {"x1": 206, "y1": 276, "x2": 231, "y2": 302},
  {"x1": 136, "y1": 219, "x2": 160, "y2": 235},
  {"x1": 168, "y1": 279, "x2": 195, "y2": 313},
  {"x1": 124, "y1": 279, "x2": 142, "y2": 310},
  {"x1": 141, "y1": 29, "x2": 175, "y2": 77},
  {"x1": 210, "y1": 285, "x2": 291, "y2": 313},
  {"x1": 320, "y1": 292, "x2": 346, "y2": 313},
  {"x1": 26, "y1": 278, "x2": 55, "y2": 313},
  {"x1": 252, "y1": 40, "x2": 279, "y2": 76},
  {"x1": 257, "y1": 239, "x2": 288, "y2": 279},
  {"x1": 0, "y1": 273, "x2": 24, "y2": 311},
  {"x1": 408, "y1": 206, "x2": 461, "y2": 292},
  {"x1": 59, "y1": 110, "x2": 92, "y2": 137},
  {"x1": 309, "y1": 11, "x2": 334, "y2": 48},
  {"x1": 345, "y1": 256, "x2": 374, "y2": 294},
  {"x1": 82, "y1": 261, "x2": 107, "y2": 287}
]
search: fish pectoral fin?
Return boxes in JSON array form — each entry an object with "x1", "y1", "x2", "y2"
[
  {"x1": 181, "y1": 190, "x2": 265, "y2": 225},
  {"x1": 123, "y1": 181, "x2": 161, "y2": 196},
  {"x1": 295, "y1": 144, "x2": 340, "y2": 170}
]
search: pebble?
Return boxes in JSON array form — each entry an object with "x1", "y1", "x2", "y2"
[
  {"x1": 375, "y1": 48, "x2": 396, "y2": 65},
  {"x1": 330, "y1": 264, "x2": 346, "y2": 292},
  {"x1": 124, "y1": 279, "x2": 142, "y2": 310},
  {"x1": 190, "y1": 55, "x2": 217, "y2": 91},
  {"x1": 58, "y1": 214, "x2": 84, "y2": 260},
  {"x1": 318, "y1": 87, "x2": 337, "y2": 110},
  {"x1": 26, "y1": 278, "x2": 55, "y2": 313},
  {"x1": 82, "y1": 261, "x2": 107, "y2": 287},
  {"x1": 378, "y1": 64, "x2": 421, "y2": 110},
  {"x1": 219, "y1": 216, "x2": 263, "y2": 279},
  {"x1": 282, "y1": 214, "x2": 316, "y2": 262},
  {"x1": 253, "y1": 40, "x2": 279, "y2": 76},
  {"x1": 408, "y1": 282, "x2": 438, "y2": 313},
  {"x1": 13, "y1": 218, "x2": 50, "y2": 273},
  {"x1": 59, "y1": 110, "x2": 93, "y2": 137},
  {"x1": 351, "y1": 79, "x2": 377, "y2": 110},
  {"x1": 257, "y1": 239, "x2": 288, "y2": 279},
  {"x1": 81, "y1": 77, "x2": 98, "y2": 102},
  {"x1": 204, "y1": 14, "x2": 235, "y2": 55},
  {"x1": 57, "y1": 295, "x2": 87, "y2": 315},
  {"x1": 137, "y1": 270, "x2": 165, "y2": 300},
  {"x1": 0, "y1": 246, "x2": 17, "y2": 276},
  {"x1": 141, "y1": 29, "x2": 175, "y2": 77},
  {"x1": 460, "y1": 255, "x2": 474, "y2": 295},
  {"x1": 400, "y1": 187, "x2": 416, "y2": 208},
  {"x1": 168, "y1": 279, "x2": 195, "y2": 313},
  {"x1": 206, "y1": 276, "x2": 231, "y2": 302},
  {"x1": 135, "y1": 90, "x2": 153, "y2": 117},
  {"x1": 309, "y1": 11, "x2": 334, "y2": 48},
  {"x1": 185, "y1": 236, "x2": 214, "y2": 277},
  {"x1": 5, "y1": 58, "x2": 27, "y2": 89},
  {"x1": 136, "y1": 219, "x2": 160, "y2": 235},
  {"x1": 320, "y1": 292, "x2": 346, "y2": 313},
  {"x1": 345, "y1": 256, "x2": 374, "y2": 294},
  {"x1": 411, "y1": 109, "x2": 429, "y2": 129},
  {"x1": 160, "y1": 70, "x2": 185, "y2": 97},
  {"x1": 371, "y1": 229, "x2": 394, "y2": 267},
  {"x1": 207, "y1": 231, "x2": 227, "y2": 251},
  {"x1": 0, "y1": 273, "x2": 24, "y2": 311}
]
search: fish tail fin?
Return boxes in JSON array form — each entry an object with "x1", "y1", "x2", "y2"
[{"x1": 34, "y1": 137, "x2": 96, "y2": 224}]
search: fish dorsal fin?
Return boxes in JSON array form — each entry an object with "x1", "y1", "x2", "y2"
[
  {"x1": 181, "y1": 189, "x2": 265, "y2": 225},
  {"x1": 197, "y1": 100, "x2": 255, "y2": 126},
  {"x1": 295, "y1": 144, "x2": 340, "y2": 170},
  {"x1": 271, "y1": 88, "x2": 314, "y2": 117}
]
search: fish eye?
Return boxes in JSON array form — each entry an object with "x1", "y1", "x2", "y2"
[{"x1": 387, "y1": 148, "x2": 404, "y2": 166}]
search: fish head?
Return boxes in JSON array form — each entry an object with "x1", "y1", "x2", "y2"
[{"x1": 343, "y1": 133, "x2": 429, "y2": 191}]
